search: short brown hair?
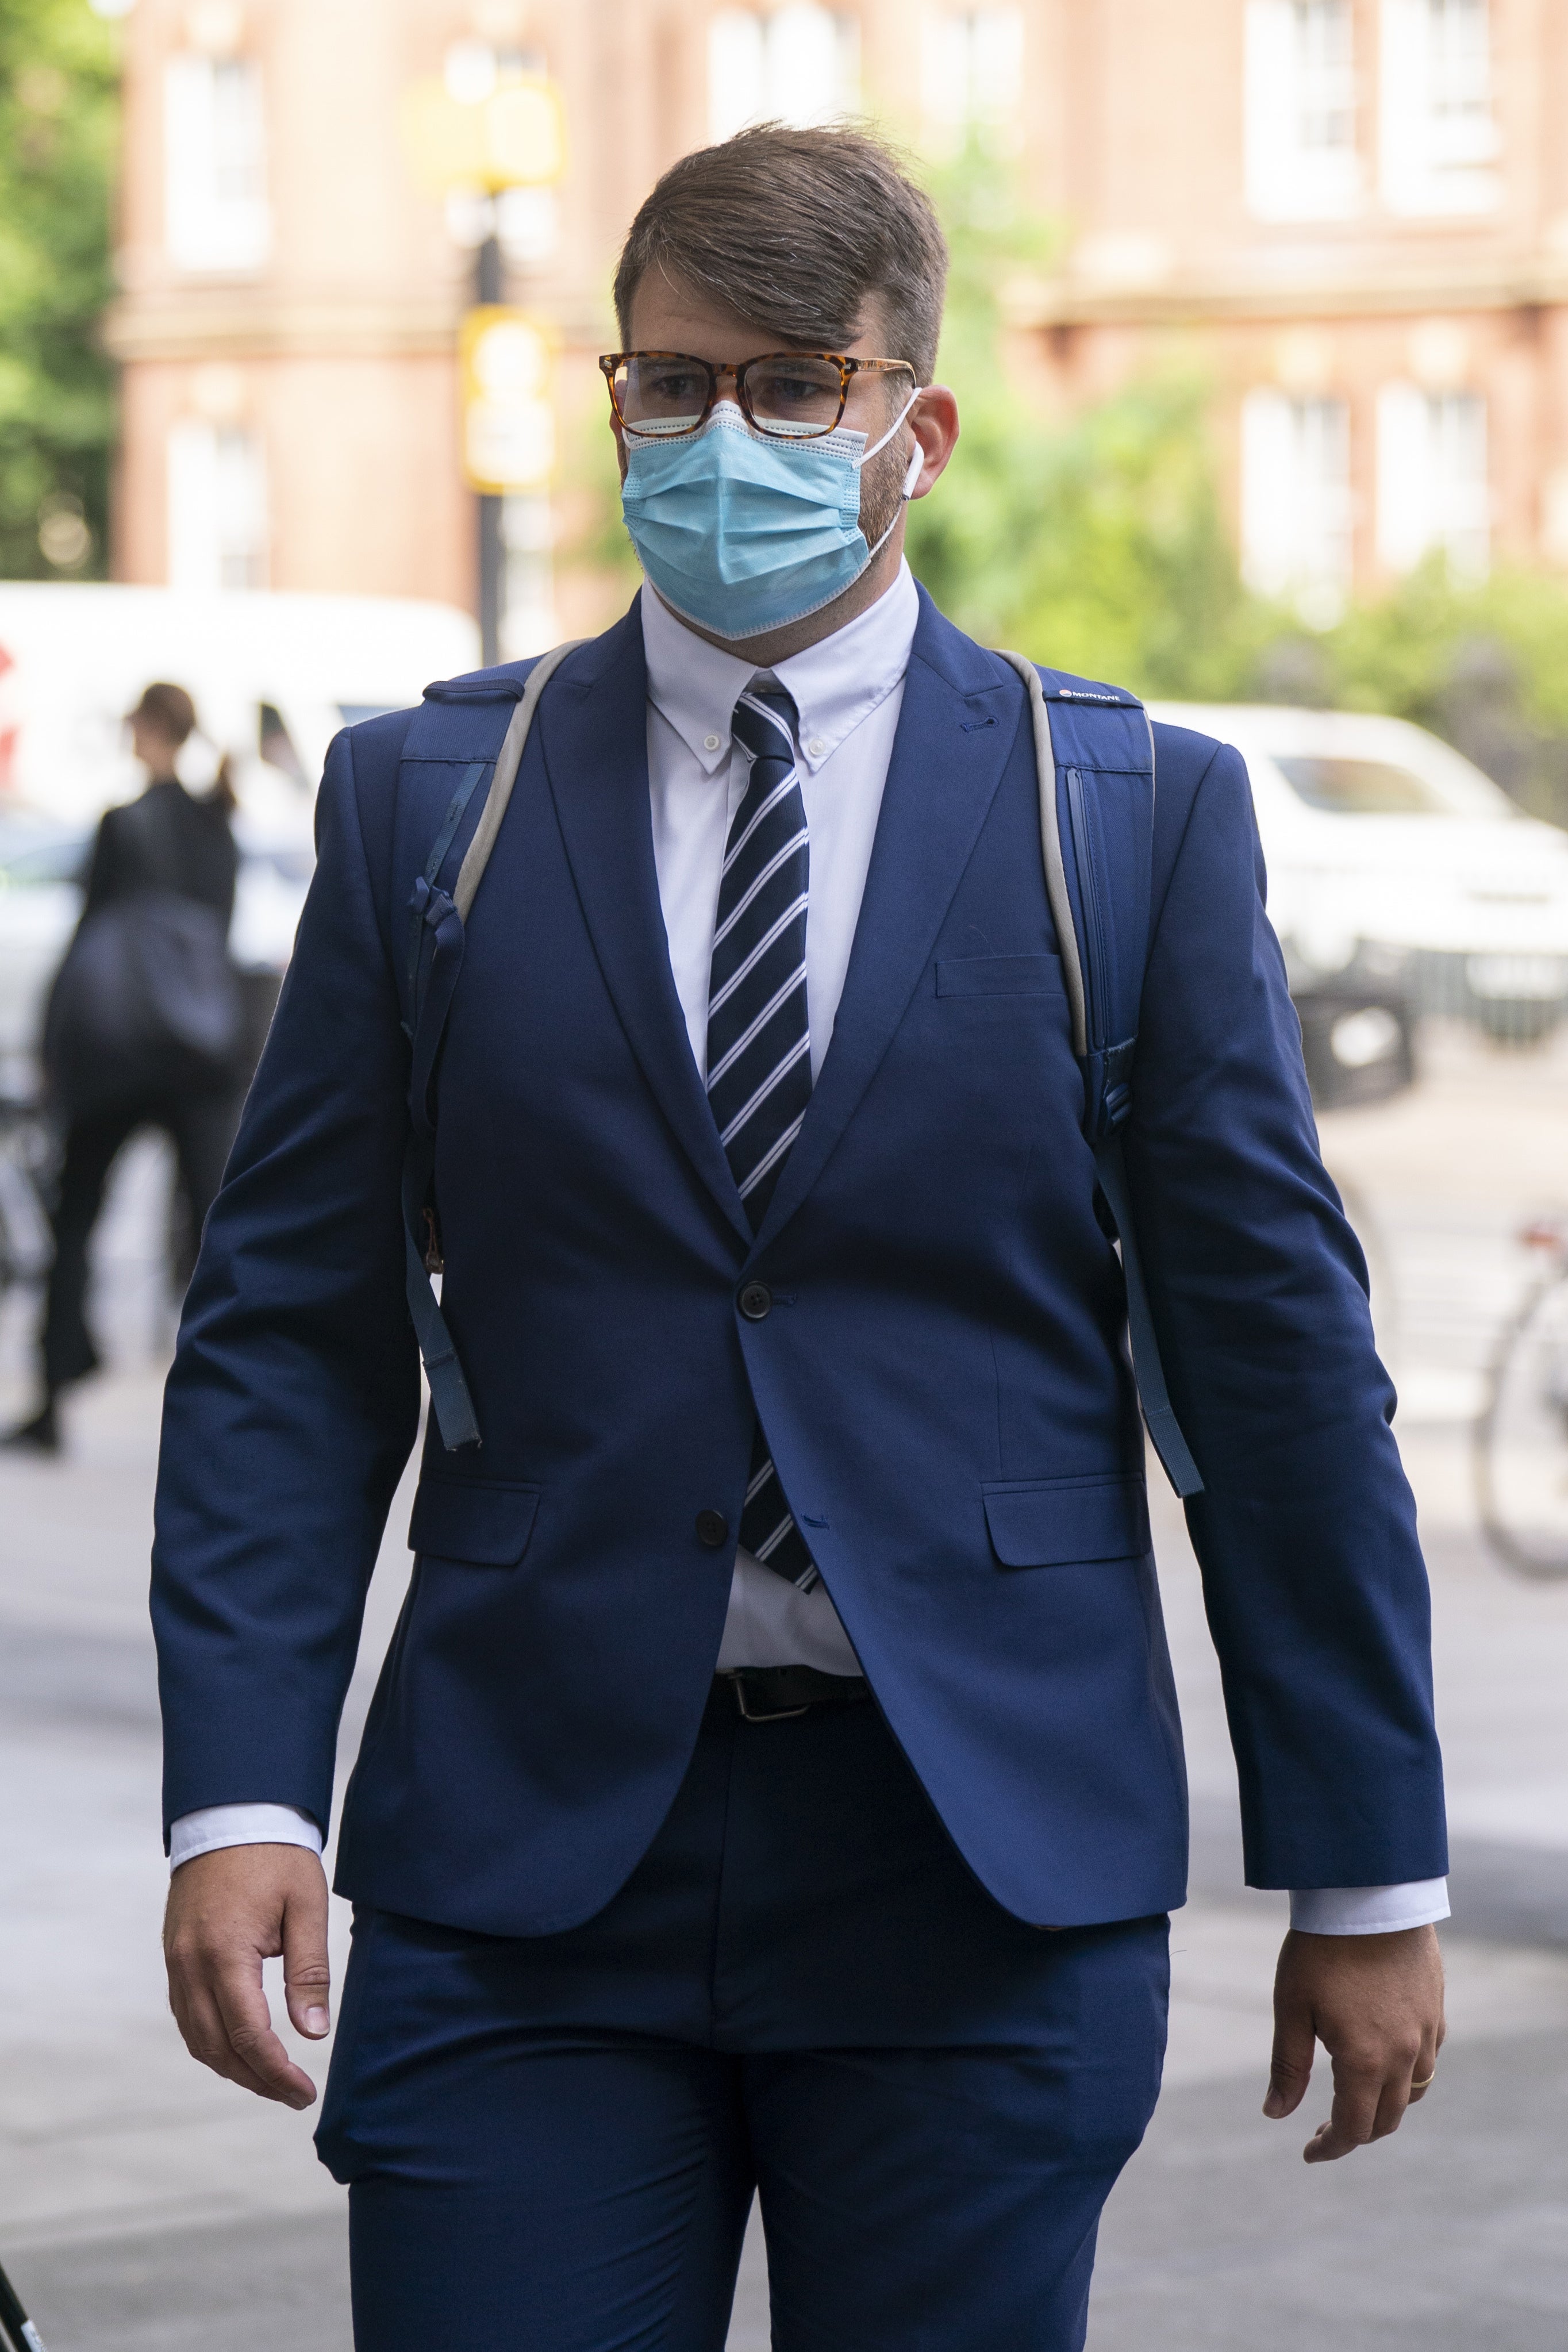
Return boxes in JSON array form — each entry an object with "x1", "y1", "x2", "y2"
[
  {"x1": 128, "y1": 682, "x2": 197, "y2": 745},
  {"x1": 613, "y1": 124, "x2": 949, "y2": 385}
]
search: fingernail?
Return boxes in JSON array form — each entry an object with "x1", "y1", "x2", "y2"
[
  {"x1": 1262, "y1": 2092, "x2": 1284, "y2": 2116},
  {"x1": 305, "y1": 2007, "x2": 329, "y2": 2036}
]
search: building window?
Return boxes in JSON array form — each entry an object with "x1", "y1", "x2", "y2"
[
  {"x1": 708, "y1": 6, "x2": 860, "y2": 143},
  {"x1": 1241, "y1": 390, "x2": 1354, "y2": 622},
  {"x1": 920, "y1": 9, "x2": 1025, "y2": 149},
  {"x1": 1375, "y1": 385, "x2": 1489, "y2": 578},
  {"x1": 167, "y1": 421, "x2": 269, "y2": 591},
  {"x1": 164, "y1": 53, "x2": 271, "y2": 273},
  {"x1": 1244, "y1": 1, "x2": 1361, "y2": 222},
  {"x1": 1380, "y1": 0, "x2": 1497, "y2": 216}
]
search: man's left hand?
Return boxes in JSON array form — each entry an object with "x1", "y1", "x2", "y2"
[{"x1": 1265, "y1": 1924, "x2": 1445, "y2": 2162}]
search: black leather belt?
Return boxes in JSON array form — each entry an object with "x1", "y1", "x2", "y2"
[{"x1": 716, "y1": 1666, "x2": 871, "y2": 1723}]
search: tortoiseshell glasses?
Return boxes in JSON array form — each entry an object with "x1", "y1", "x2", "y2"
[{"x1": 599, "y1": 350, "x2": 917, "y2": 441}]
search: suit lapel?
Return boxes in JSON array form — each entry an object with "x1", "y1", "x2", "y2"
[
  {"x1": 752, "y1": 590, "x2": 1025, "y2": 1253},
  {"x1": 536, "y1": 609, "x2": 754, "y2": 1248}
]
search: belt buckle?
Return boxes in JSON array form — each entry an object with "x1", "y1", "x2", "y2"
[{"x1": 728, "y1": 1671, "x2": 811, "y2": 1724}]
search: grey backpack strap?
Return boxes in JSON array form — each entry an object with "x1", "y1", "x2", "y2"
[
  {"x1": 997, "y1": 650, "x2": 1202, "y2": 1498},
  {"x1": 403, "y1": 639, "x2": 583, "y2": 1450},
  {"x1": 452, "y1": 640, "x2": 583, "y2": 920},
  {"x1": 996, "y1": 655, "x2": 1088, "y2": 1054}
]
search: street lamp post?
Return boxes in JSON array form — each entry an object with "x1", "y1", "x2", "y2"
[
  {"x1": 400, "y1": 43, "x2": 566, "y2": 667},
  {"x1": 475, "y1": 230, "x2": 505, "y2": 664}
]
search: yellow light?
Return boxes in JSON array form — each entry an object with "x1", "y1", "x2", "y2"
[
  {"x1": 485, "y1": 83, "x2": 565, "y2": 189},
  {"x1": 399, "y1": 73, "x2": 566, "y2": 195},
  {"x1": 462, "y1": 308, "x2": 557, "y2": 493}
]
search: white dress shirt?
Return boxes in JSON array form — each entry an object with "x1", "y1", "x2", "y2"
[{"x1": 170, "y1": 565, "x2": 1448, "y2": 1939}]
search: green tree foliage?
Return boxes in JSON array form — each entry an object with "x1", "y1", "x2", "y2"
[
  {"x1": 1310, "y1": 564, "x2": 1568, "y2": 823},
  {"x1": 906, "y1": 151, "x2": 1266, "y2": 698},
  {"x1": 908, "y1": 363, "x2": 1266, "y2": 697},
  {"x1": 906, "y1": 148, "x2": 1568, "y2": 823},
  {"x1": 0, "y1": 0, "x2": 120, "y2": 579}
]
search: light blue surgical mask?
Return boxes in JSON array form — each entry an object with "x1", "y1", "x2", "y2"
[{"x1": 620, "y1": 393, "x2": 923, "y2": 640}]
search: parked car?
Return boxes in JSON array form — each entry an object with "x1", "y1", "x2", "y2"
[
  {"x1": 1147, "y1": 701, "x2": 1568, "y2": 1045},
  {"x1": 1291, "y1": 979, "x2": 1415, "y2": 1112}
]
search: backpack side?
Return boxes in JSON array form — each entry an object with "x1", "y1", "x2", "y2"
[{"x1": 996, "y1": 652, "x2": 1202, "y2": 1498}]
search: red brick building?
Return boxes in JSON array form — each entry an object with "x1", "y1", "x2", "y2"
[{"x1": 103, "y1": 2, "x2": 1568, "y2": 639}]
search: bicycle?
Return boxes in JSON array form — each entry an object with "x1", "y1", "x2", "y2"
[
  {"x1": 1473, "y1": 1216, "x2": 1568, "y2": 1581},
  {"x1": 0, "y1": 2253, "x2": 47, "y2": 2350}
]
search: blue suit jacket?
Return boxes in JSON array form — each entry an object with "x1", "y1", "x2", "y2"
[{"x1": 152, "y1": 589, "x2": 1446, "y2": 1934}]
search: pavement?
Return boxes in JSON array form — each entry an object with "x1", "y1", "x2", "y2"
[{"x1": 0, "y1": 1029, "x2": 1564, "y2": 2351}]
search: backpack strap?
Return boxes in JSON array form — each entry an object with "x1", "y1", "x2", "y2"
[
  {"x1": 996, "y1": 652, "x2": 1202, "y2": 1498},
  {"x1": 399, "y1": 638, "x2": 584, "y2": 1450}
]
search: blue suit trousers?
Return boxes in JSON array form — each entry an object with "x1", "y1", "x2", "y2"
[{"x1": 317, "y1": 1687, "x2": 1169, "y2": 2350}]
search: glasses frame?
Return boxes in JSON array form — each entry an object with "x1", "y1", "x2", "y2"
[{"x1": 599, "y1": 349, "x2": 918, "y2": 442}]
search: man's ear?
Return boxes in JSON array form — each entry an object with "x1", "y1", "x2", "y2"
[{"x1": 908, "y1": 386, "x2": 960, "y2": 499}]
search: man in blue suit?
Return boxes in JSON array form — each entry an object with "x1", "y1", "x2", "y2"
[{"x1": 157, "y1": 126, "x2": 1447, "y2": 2350}]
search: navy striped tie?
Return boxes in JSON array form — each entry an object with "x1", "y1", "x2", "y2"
[{"x1": 707, "y1": 682, "x2": 818, "y2": 1591}]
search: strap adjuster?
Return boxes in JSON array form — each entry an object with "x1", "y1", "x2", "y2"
[
  {"x1": 732, "y1": 1678, "x2": 810, "y2": 1724},
  {"x1": 719, "y1": 1666, "x2": 870, "y2": 1723}
]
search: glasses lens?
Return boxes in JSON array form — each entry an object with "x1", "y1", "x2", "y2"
[
  {"x1": 745, "y1": 357, "x2": 845, "y2": 436},
  {"x1": 615, "y1": 355, "x2": 710, "y2": 436}
]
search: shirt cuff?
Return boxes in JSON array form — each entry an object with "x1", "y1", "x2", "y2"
[
  {"x1": 1288, "y1": 1878, "x2": 1451, "y2": 1935},
  {"x1": 169, "y1": 1803, "x2": 324, "y2": 1874}
]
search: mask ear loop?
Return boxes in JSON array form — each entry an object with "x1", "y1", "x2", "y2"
[
  {"x1": 861, "y1": 436, "x2": 928, "y2": 566},
  {"x1": 858, "y1": 383, "x2": 922, "y2": 467},
  {"x1": 856, "y1": 386, "x2": 927, "y2": 566}
]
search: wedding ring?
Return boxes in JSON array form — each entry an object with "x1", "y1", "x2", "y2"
[{"x1": 1410, "y1": 2072, "x2": 1436, "y2": 2089}]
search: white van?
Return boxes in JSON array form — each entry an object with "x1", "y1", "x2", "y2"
[
  {"x1": 0, "y1": 581, "x2": 479, "y2": 824},
  {"x1": 1148, "y1": 702, "x2": 1568, "y2": 1042},
  {"x1": 0, "y1": 583, "x2": 481, "y2": 1089}
]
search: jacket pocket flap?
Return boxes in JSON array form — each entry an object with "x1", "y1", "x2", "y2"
[
  {"x1": 983, "y1": 1475, "x2": 1150, "y2": 1568},
  {"x1": 936, "y1": 954, "x2": 1064, "y2": 998},
  {"x1": 408, "y1": 1478, "x2": 541, "y2": 1566}
]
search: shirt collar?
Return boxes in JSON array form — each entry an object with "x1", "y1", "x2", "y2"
[{"x1": 640, "y1": 560, "x2": 921, "y2": 777}]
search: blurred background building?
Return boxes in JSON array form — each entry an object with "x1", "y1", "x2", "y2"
[
  {"x1": 93, "y1": 1, "x2": 1568, "y2": 654},
  {"x1": 99, "y1": 0, "x2": 935, "y2": 648},
  {"x1": 0, "y1": 0, "x2": 1563, "y2": 820},
  {"x1": 1018, "y1": 0, "x2": 1568, "y2": 618}
]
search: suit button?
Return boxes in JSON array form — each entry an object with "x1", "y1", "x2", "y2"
[
  {"x1": 738, "y1": 1282, "x2": 773, "y2": 1321},
  {"x1": 695, "y1": 1509, "x2": 729, "y2": 1548}
]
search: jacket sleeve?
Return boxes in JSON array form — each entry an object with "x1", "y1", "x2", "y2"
[
  {"x1": 1125, "y1": 736, "x2": 1447, "y2": 1891},
  {"x1": 151, "y1": 724, "x2": 421, "y2": 1845}
]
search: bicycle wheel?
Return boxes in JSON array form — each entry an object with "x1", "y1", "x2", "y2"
[{"x1": 1474, "y1": 1266, "x2": 1568, "y2": 1579}]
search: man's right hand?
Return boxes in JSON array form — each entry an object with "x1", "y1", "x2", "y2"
[{"x1": 163, "y1": 1843, "x2": 331, "y2": 2109}]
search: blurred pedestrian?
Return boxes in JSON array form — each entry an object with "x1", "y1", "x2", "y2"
[
  {"x1": 4, "y1": 683, "x2": 243, "y2": 1455},
  {"x1": 156, "y1": 128, "x2": 1447, "y2": 2352}
]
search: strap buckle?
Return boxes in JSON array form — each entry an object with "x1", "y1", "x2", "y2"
[{"x1": 724, "y1": 1670, "x2": 811, "y2": 1724}]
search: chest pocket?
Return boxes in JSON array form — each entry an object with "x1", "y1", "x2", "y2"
[{"x1": 936, "y1": 954, "x2": 1066, "y2": 999}]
